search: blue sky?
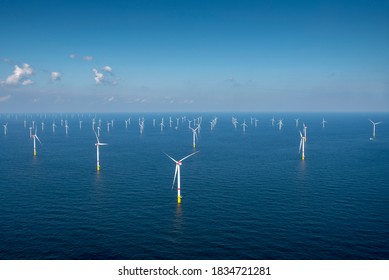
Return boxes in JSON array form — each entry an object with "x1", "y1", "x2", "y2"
[{"x1": 0, "y1": 0, "x2": 388, "y2": 112}]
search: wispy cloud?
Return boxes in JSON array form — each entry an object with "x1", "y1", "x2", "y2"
[
  {"x1": 103, "y1": 66, "x2": 112, "y2": 73},
  {"x1": 69, "y1": 54, "x2": 93, "y2": 61},
  {"x1": 1, "y1": 64, "x2": 34, "y2": 86},
  {"x1": 0, "y1": 95, "x2": 11, "y2": 102},
  {"x1": 83, "y1": 55, "x2": 93, "y2": 61},
  {"x1": 51, "y1": 71, "x2": 61, "y2": 81}
]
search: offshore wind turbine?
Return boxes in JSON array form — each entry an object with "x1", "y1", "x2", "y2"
[
  {"x1": 321, "y1": 118, "x2": 327, "y2": 128},
  {"x1": 94, "y1": 131, "x2": 108, "y2": 171},
  {"x1": 31, "y1": 128, "x2": 42, "y2": 157},
  {"x1": 369, "y1": 119, "x2": 382, "y2": 140},
  {"x1": 190, "y1": 126, "x2": 199, "y2": 148},
  {"x1": 165, "y1": 151, "x2": 199, "y2": 204},
  {"x1": 3, "y1": 123, "x2": 8, "y2": 135},
  {"x1": 294, "y1": 118, "x2": 299, "y2": 127},
  {"x1": 299, "y1": 130, "x2": 305, "y2": 161},
  {"x1": 303, "y1": 123, "x2": 307, "y2": 142},
  {"x1": 242, "y1": 120, "x2": 248, "y2": 133},
  {"x1": 277, "y1": 119, "x2": 283, "y2": 131}
]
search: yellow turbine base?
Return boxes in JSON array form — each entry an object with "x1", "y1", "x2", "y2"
[
  {"x1": 177, "y1": 196, "x2": 181, "y2": 204},
  {"x1": 97, "y1": 165, "x2": 100, "y2": 171},
  {"x1": 34, "y1": 152, "x2": 36, "y2": 157},
  {"x1": 302, "y1": 155, "x2": 305, "y2": 161}
]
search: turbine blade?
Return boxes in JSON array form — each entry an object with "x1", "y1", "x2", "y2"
[
  {"x1": 94, "y1": 131, "x2": 100, "y2": 143},
  {"x1": 299, "y1": 139, "x2": 302, "y2": 154},
  {"x1": 171, "y1": 165, "x2": 178, "y2": 191},
  {"x1": 164, "y1": 152, "x2": 178, "y2": 163},
  {"x1": 35, "y1": 135, "x2": 42, "y2": 144},
  {"x1": 179, "y1": 150, "x2": 199, "y2": 162},
  {"x1": 299, "y1": 131, "x2": 303, "y2": 138}
]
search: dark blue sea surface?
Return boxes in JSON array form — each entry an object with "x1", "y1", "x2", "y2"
[{"x1": 0, "y1": 112, "x2": 388, "y2": 260}]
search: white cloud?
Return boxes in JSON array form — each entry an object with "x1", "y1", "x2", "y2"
[
  {"x1": 103, "y1": 66, "x2": 113, "y2": 73},
  {"x1": 92, "y1": 68, "x2": 104, "y2": 84},
  {"x1": 0, "y1": 95, "x2": 11, "y2": 102},
  {"x1": 2, "y1": 64, "x2": 34, "y2": 86},
  {"x1": 83, "y1": 56, "x2": 93, "y2": 61},
  {"x1": 51, "y1": 71, "x2": 61, "y2": 81},
  {"x1": 22, "y1": 79, "x2": 33, "y2": 85},
  {"x1": 107, "y1": 96, "x2": 114, "y2": 102},
  {"x1": 69, "y1": 54, "x2": 76, "y2": 59},
  {"x1": 92, "y1": 66, "x2": 118, "y2": 85}
]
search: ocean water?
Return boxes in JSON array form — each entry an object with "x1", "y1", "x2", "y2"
[{"x1": 0, "y1": 112, "x2": 388, "y2": 260}]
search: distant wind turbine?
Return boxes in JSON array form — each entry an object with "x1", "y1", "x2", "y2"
[
  {"x1": 31, "y1": 128, "x2": 42, "y2": 157},
  {"x1": 165, "y1": 151, "x2": 199, "y2": 204},
  {"x1": 299, "y1": 130, "x2": 305, "y2": 161},
  {"x1": 3, "y1": 123, "x2": 8, "y2": 135},
  {"x1": 190, "y1": 126, "x2": 199, "y2": 148},
  {"x1": 242, "y1": 120, "x2": 248, "y2": 133},
  {"x1": 277, "y1": 119, "x2": 283, "y2": 130},
  {"x1": 94, "y1": 131, "x2": 108, "y2": 171},
  {"x1": 321, "y1": 118, "x2": 327, "y2": 128},
  {"x1": 369, "y1": 119, "x2": 382, "y2": 140}
]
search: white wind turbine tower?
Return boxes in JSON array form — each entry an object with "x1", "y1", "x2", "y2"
[
  {"x1": 160, "y1": 121, "x2": 165, "y2": 132},
  {"x1": 294, "y1": 118, "x2": 299, "y2": 127},
  {"x1": 107, "y1": 121, "x2": 111, "y2": 133},
  {"x1": 79, "y1": 120, "x2": 83, "y2": 129},
  {"x1": 277, "y1": 119, "x2": 283, "y2": 130},
  {"x1": 3, "y1": 123, "x2": 8, "y2": 135},
  {"x1": 31, "y1": 128, "x2": 42, "y2": 157},
  {"x1": 29, "y1": 127, "x2": 33, "y2": 138},
  {"x1": 52, "y1": 122, "x2": 57, "y2": 133},
  {"x1": 139, "y1": 119, "x2": 144, "y2": 135},
  {"x1": 299, "y1": 130, "x2": 305, "y2": 161},
  {"x1": 369, "y1": 119, "x2": 382, "y2": 140},
  {"x1": 92, "y1": 118, "x2": 96, "y2": 131},
  {"x1": 165, "y1": 151, "x2": 199, "y2": 204},
  {"x1": 65, "y1": 123, "x2": 69, "y2": 135},
  {"x1": 97, "y1": 126, "x2": 101, "y2": 137},
  {"x1": 242, "y1": 120, "x2": 248, "y2": 133},
  {"x1": 94, "y1": 131, "x2": 108, "y2": 171},
  {"x1": 271, "y1": 117, "x2": 275, "y2": 127},
  {"x1": 23, "y1": 120, "x2": 26, "y2": 128},
  {"x1": 41, "y1": 122, "x2": 44, "y2": 132},
  {"x1": 190, "y1": 126, "x2": 199, "y2": 148},
  {"x1": 303, "y1": 123, "x2": 307, "y2": 142},
  {"x1": 321, "y1": 118, "x2": 327, "y2": 128}
]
